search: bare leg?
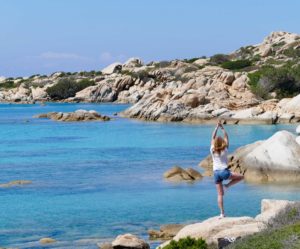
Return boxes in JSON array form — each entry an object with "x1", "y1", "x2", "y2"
[
  {"x1": 225, "y1": 172, "x2": 244, "y2": 189},
  {"x1": 216, "y1": 183, "x2": 225, "y2": 215}
]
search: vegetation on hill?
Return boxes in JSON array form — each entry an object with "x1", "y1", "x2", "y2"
[
  {"x1": 228, "y1": 222, "x2": 300, "y2": 249},
  {"x1": 162, "y1": 237, "x2": 208, "y2": 249},
  {"x1": 46, "y1": 78, "x2": 95, "y2": 100},
  {"x1": 248, "y1": 62, "x2": 300, "y2": 99}
]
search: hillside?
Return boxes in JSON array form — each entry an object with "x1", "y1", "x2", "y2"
[{"x1": 1, "y1": 31, "x2": 300, "y2": 124}]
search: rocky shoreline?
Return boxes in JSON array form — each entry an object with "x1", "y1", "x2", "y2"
[{"x1": 1, "y1": 31, "x2": 300, "y2": 125}]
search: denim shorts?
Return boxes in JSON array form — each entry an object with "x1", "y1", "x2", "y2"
[{"x1": 214, "y1": 169, "x2": 231, "y2": 183}]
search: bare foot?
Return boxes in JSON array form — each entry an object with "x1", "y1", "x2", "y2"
[{"x1": 219, "y1": 213, "x2": 226, "y2": 219}]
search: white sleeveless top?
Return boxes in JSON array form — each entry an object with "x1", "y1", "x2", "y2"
[{"x1": 210, "y1": 145, "x2": 228, "y2": 171}]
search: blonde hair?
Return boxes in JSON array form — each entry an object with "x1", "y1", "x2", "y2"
[{"x1": 213, "y1": 136, "x2": 227, "y2": 154}]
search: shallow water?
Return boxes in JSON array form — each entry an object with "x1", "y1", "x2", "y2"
[{"x1": 0, "y1": 103, "x2": 299, "y2": 248}]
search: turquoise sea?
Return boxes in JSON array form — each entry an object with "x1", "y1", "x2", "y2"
[{"x1": 1, "y1": 103, "x2": 300, "y2": 248}]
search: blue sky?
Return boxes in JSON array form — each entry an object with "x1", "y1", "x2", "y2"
[{"x1": 1, "y1": 0, "x2": 300, "y2": 77}]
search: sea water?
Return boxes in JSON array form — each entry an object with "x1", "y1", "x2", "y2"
[{"x1": 0, "y1": 103, "x2": 299, "y2": 248}]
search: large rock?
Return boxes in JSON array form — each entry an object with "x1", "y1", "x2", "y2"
[
  {"x1": 163, "y1": 166, "x2": 202, "y2": 182},
  {"x1": 123, "y1": 58, "x2": 143, "y2": 68},
  {"x1": 102, "y1": 63, "x2": 122, "y2": 75},
  {"x1": 280, "y1": 94, "x2": 300, "y2": 116},
  {"x1": 112, "y1": 234, "x2": 150, "y2": 249},
  {"x1": 35, "y1": 110, "x2": 110, "y2": 122},
  {"x1": 75, "y1": 82, "x2": 117, "y2": 102},
  {"x1": 39, "y1": 237, "x2": 56, "y2": 244},
  {"x1": 31, "y1": 86, "x2": 48, "y2": 100},
  {"x1": 296, "y1": 125, "x2": 300, "y2": 135},
  {"x1": 218, "y1": 72, "x2": 235, "y2": 85},
  {"x1": 148, "y1": 224, "x2": 185, "y2": 240},
  {"x1": 158, "y1": 217, "x2": 265, "y2": 248},
  {"x1": 199, "y1": 130, "x2": 300, "y2": 182},
  {"x1": 255, "y1": 199, "x2": 300, "y2": 226},
  {"x1": 158, "y1": 199, "x2": 300, "y2": 248}
]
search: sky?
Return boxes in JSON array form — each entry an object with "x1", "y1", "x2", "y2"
[{"x1": 1, "y1": 0, "x2": 300, "y2": 77}]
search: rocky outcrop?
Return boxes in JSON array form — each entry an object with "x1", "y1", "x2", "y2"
[
  {"x1": 199, "y1": 130, "x2": 300, "y2": 183},
  {"x1": 0, "y1": 180, "x2": 32, "y2": 188},
  {"x1": 148, "y1": 224, "x2": 185, "y2": 240},
  {"x1": 163, "y1": 166, "x2": 202, "y2": 182},
  {"x1": 111, "y1": 234, "x2": 150, "y2": 249},
  {"x1": 158, "y1": 199, "x2": 300, "y2": 248},
  {"x1": 35, "y1": 110, "x2": 110, "y2": 122},
  {"x1": 1, "y1": 32, "x2": 300, "y2": 124}
]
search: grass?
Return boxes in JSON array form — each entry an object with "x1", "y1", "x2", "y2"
[{"x1": 228, "y1": 222, "x2": 300, "y2": 249}]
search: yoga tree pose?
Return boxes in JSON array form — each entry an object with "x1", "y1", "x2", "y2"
[{"x1": 211, "y1": 120, "x2": 244, "y2": 218}]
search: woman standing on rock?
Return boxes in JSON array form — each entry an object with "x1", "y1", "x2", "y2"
[{"x1": 211, "y1": 120, "x2": 244, "y2": 218}]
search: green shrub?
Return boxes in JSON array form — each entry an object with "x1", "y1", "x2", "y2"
[
  {"x1": 154, "y1": 61, "x2": 172, "y2": 68},
  {"x1": 0, "y1": 80, "x2": 15, "y2": 89},
  {"x1": 283, "y1": 47, "x2": 300, "y2": 58},
  {"x1": 210, "y1": 54, "x2": 230, "y2": 65},
  {"x1": 228, "y1": 222, "x2": 300, "y2": 249},
  {"x1": 248, "y1": 63, "x2": 300, "y2": 99},
  {"x1": 221, "y1": 59, "x2": 252, "y2": 70},
  {"x1": 46, "y1": 78, "x2": 95, "y2": 100},
  {"x1": 162, "y1": 237, "x2": 208, "y2": 249},
  {"x1": 121, "y1": 69, "x2": 149, "y2": 81}
]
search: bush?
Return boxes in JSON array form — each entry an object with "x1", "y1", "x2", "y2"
[
  {"x1": 46, "y1": 78, "x2": 95, "y2": 99},
  {"x1": 228, "y1": 222, "x2": 300, "y2": 249},
  {"x1": 248, "y1": 63, "x2": 300, "y2": 99},
  {"x1": 221, "y1": 59, "x2": 252, "y2": 70},
  {"x1": 283, "y1": 47, "x2": 300, "y2": 58},
  {"x1": 210, "y1": 54, "x2": 230, "y2": 65},
  {"x1": 162, "y1": 237, "x2": 208, "y2": 249},
  {"x1": 0, "y1": 80, "x2": 15, "y2": 89},
  {"x1": 154, "y1": 61, "x2": 172, "y2": 68}
]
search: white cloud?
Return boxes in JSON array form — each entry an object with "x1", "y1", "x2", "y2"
[
  {"x1": 39, "y1": 52, "x2": 88, "y2": 60},
  {"x1": 99, "y1": 52, "x2": 126, "y2": 63}
]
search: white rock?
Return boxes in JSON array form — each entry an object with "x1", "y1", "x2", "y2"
[
  {"x1": 0, "y1": 76, "x2": 7, "y2": 83},
  {"x1": 280, "y1": 94, "x2": 300, "y2": 115},
  {"x1": 296, "y1": 125, "x2": 300, "y2": 135},
  {"x1": 255, "y1": 199, "x2": 300, "y2": 225},
  {"x1": 296, "y1": 136, "x2": 300, "y2": 146},
  {"x1": 193, "y1": 58, "x2": 208, "y2": 66},
  {"x1": 244, "y1": 130, "x2": 300, "y2": 172},
  {"x1": 31, "y1": 87, "x2": 48, "y2": 100},
  {"x1": 112, "y1": 233, "x2": 149, "y2": 249},
  {"x1": 232, "y1": 108, "x2": 253, "y2": 119},
  {"x1": 101, "y1": 62, "x2": 122, "y2": 75},
  {"x1": 123, "y1": 57, "x2": 143, "y2": 68},
  {"x1": 212, "y1": 108, "x2": 229, "y2": 117}
]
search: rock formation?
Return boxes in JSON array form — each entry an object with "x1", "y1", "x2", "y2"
[
  {"x1": 157, "y1": 199, "x2": 300, "y2": 248},
  {"x1": 35, "y1": 110, "x2": 110, "y2": 122},
  {"x1": 164, "y1": 166, "x2": 202, "y2": 182},
  {"x1": 111, "y1": 234, "x2": 150, "y2": 249},
  {"x1": 148, "y1": 224, "x2": 185, "y2": 240}
]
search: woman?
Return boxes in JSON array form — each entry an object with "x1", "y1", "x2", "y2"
[{"x1": 211, "y1": 120, "x2": 244, "y2": 218}]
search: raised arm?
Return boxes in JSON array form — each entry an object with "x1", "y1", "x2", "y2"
[
  {"x1": 211, "y1": 123, "x2": 219, "y2": 146},
  {"x1": 219, "y1": 123, "x2": 229, "y2": 148}
]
